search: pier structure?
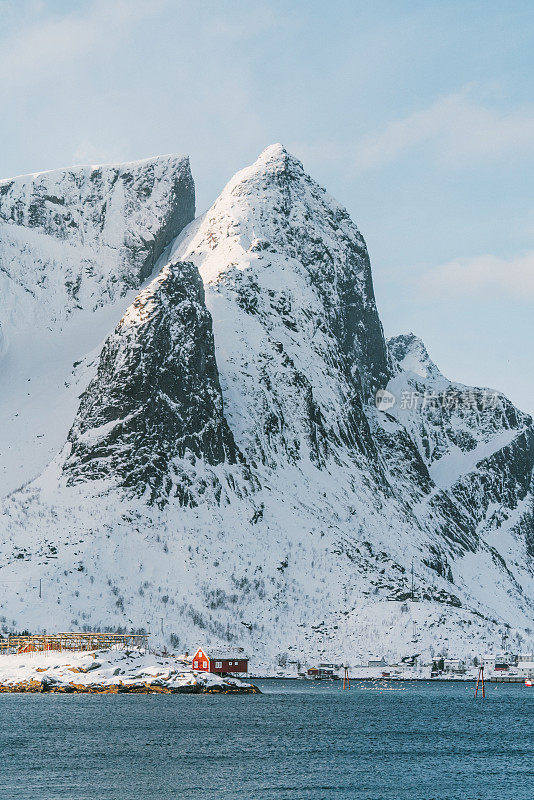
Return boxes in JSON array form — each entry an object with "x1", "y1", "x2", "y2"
[{"x1": 0, "y1": 632, "x2": 149, "y2": 655}]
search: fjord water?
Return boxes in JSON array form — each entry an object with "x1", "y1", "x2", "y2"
[{"x1": 1, "y1": 680, "x2": 532, "y2": 800}]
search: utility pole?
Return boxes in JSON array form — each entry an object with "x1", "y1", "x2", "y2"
[
  {"x1": 39, "y1": 579, "x2": 42, "y2": 599},
  {"x1": 411, "y1": 558, "x2": 414, "y2": 600}
]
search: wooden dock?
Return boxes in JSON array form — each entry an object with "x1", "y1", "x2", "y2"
[{"x1": 0, "y1": 632, "x2": 149, "y2": 655}]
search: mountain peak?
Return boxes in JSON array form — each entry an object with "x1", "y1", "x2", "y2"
[
  {"x1": 219, "y1": 142, "x2": 305, "y2": 200},
  {"x1": 173, "y1": 144, "x2": 390, "y2": 405},
  {"x1": 256, "y1": 142, "x2": 289, "y2": 161},
  {"x1": 252, "y1": 143, "x2": 298, "y2": 170},
  {"x1": 388, "y1": 333, "x2": 441, "y2": 379},
  {"x1": 0, "y1": 154, "x2": 195, "y2": 333}
]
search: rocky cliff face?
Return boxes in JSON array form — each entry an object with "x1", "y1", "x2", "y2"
[
  {"x1": 64, "y1": 259, "x2": 240, "y2": 506},
  {"x1": 0, "y1": 146, "x2": 533, "y2": 664}
]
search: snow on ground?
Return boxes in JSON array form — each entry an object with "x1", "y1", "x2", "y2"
[{"x1": 0, "y1": 648, "x2": 256, "y2": 693}]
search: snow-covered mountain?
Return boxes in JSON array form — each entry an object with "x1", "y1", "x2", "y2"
[{"x1": 0, "y1": 146, "x2": 532, "y2": 667}]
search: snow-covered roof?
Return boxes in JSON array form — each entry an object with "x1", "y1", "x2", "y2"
[{"x1": 207, "y1": 652, "x2": 248, "y2": 660}]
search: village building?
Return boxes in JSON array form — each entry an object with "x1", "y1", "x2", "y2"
[
  {"x1": 307, "y1": 666, "x2": 338, "y2": 679},
  {"x1": 518, "y1": 661, "x2": 534, "y2": 679},
  {"x1": 0, "y1": 632, "x2": 148, "y2": 655},
  {"x1": 191, "y1": 647, "x2": 248, "y2": 675},
  {"x1": 494, "y1": 657, "x2": 510, "y2": 672},
  {"x1": 367, "y1": 656, "x2": 386, "y2": 667},
  {"x1": 518, "y1": 653, "x2": 534, "y2": 663},
  {"x1": 443, "y1": 658, "x2": 466, "y2": 674}
]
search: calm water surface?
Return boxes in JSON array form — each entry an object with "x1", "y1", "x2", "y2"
[{"x1": 0, "y1": 679, "x2": 532, "y2": 800}]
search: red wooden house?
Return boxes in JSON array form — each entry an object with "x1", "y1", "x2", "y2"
[{"x1": 192, "y1": 647, "x2": 248, "y2": 675}]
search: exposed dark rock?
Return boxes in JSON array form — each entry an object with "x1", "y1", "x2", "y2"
[{"x1": 64, "y1": 260, "x2": 241, "y2": 506}]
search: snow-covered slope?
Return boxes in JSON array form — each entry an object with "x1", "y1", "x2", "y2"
[{"x1": 0, "y1": 147, "x2": 533, "y2": 669}]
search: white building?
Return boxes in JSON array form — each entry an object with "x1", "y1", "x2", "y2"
[
  {"x1": 518, "y1": 661, "x2": 534, "y2": 679},
  {"x1": 368, "y1": 656, "x2": 386, "y2": 667},
  {"x1": 444, "y1": 658, "x2": 466, "y2": 674}
]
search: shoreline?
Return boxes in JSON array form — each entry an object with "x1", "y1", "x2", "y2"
[
  {"x1": 0, "y1": 680, "x2": 260, "y2": 694},
  {"x1": 250, "y1": 675, "x2": 525, "y2": 683}
]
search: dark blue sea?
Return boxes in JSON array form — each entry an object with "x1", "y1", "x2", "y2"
[{"x1": 0, "y1": 679, "x2": 532, "y2": 799}]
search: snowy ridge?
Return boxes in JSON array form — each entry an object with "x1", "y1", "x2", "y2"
[
  {"x1": 384, "y1": 325, "x2": 532, "y2": 530},
  {"x1": 385, "y1": 334, "x2": 533, "y2": 532},
  {"x1": 0, "y1": 147, "x2": 533, "y2": 669}
]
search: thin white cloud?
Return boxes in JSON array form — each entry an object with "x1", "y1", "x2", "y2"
[
  {"x1": 353, "y1": 89, "x2": 534, "y2": 172},
  {"x1": 0, "y1": 0, "x2": 166, "y2": 90},
  {"x1": 421, "y1": 251, "x2": 534, "y2": 300},
  {"x1": 72, "y1": 139, "x2": 129, "y2": 167}
]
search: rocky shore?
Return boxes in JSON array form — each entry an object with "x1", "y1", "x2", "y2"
[{"x1": 0, "y1": 649, "x2": 260, "y2": 695}]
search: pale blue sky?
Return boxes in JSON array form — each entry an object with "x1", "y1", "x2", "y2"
[{"x1": 1, "y1": 0, "x2": 533, "y2": 413}]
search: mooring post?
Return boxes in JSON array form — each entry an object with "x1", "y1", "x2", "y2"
[
  {"x1": 475, "y1": 665, "x2": 485, "y2": 698},
  {"x1": 343, "y1": 665, "x2": 350, "y2": 689}
]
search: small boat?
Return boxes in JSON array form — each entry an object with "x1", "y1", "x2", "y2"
[{"x1": 525, "y1": 678, "x2": 533, "y2": 687}]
